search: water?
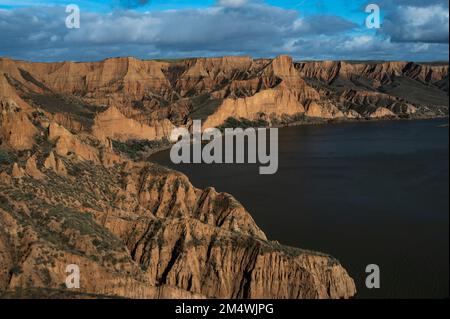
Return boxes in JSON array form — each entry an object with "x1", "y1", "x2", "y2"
[{"x1": 151, "y1": 119, "x2": 449, "y2": 298}]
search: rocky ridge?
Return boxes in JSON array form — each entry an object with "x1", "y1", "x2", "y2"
[{"x1": 0, "y1": 56, "x2": 447, "y2": 140}]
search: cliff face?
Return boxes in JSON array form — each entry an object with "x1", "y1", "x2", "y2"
[
  {"x1": 0, "y1": 54, "x2": 360, "y2": 298},
  {"x1": 0, "y1": 55, "x2": 447, "y2": 299},
  {"x1": 0, "y1": 56, "x2": 447, "y2": 142},
  {"x1": 0, "y1": 150, "x2": 356, "y2": 299}
]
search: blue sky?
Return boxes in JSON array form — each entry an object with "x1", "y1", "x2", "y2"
[
  {"x1": 0, "y1": 0, "x2": 448, "y2": 61},
  {"x1": 0, "y1": 0, "x2": 370, "y2": 19}
]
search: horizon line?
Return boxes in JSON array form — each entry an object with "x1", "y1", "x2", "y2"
[{"x1": 1, "y1": 55, "x2": 449, "y2": 65}]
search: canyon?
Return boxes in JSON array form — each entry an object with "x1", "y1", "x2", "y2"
[
  {"x1": 0, "y1": 55, "x2": 448, "y2": 299},
  {"x1": 0, "y1": 55, "x2": 447, "y2": 139}
]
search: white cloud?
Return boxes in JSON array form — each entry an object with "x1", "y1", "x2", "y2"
[
  {"x1": 216, "y1": 0, "x2": 248, "y2": 8},
  {"x1": 382, "y1": 4, "x2": 449, "y2": 43}
]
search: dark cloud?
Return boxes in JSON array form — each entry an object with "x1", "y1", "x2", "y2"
[{"x1": 376, "y1": 0, "x2": 449, "y2": 43}]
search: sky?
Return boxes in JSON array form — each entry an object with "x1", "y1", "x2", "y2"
[{"x1": 0, "y1": 0, "x2": 448, "y2": 62}]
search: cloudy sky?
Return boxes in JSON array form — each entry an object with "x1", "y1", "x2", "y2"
[{"x1": 0, "y1": 0, "x2": 448, "y2": 62}]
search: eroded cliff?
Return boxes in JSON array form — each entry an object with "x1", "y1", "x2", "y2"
[
  {"x1": 0, "y1": 140, "x2": 356, "y2": 299},
  {"x1": 0, "y1": 63, "x2": 360, "y2": 298},
  {"x1": 0, "y1": 54, "x2": 447, "y2": 299},
  {"x1": 0, "y1": 56, "x2": 447, "y2": 140}
]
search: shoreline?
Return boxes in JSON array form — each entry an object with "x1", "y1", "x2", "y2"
[
  {"x1": 148, "y1": 117, "x2": 449, "y2": 298},
  {"x1": 144, "y1": 115, "x2": 449, "y2": 159}
]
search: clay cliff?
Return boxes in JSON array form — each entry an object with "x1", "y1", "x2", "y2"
[
  {"x1": 0, "y1": 56, "x2": 447, "y2": 138},
  {"x1": 0, "y1": 136, "x2": 356, "y2": 299},
  {"x1": 0, "y1": 54, "x2": 447, "y2": 299}
]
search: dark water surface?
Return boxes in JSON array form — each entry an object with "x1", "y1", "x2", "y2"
[{"x1": 151, "y1": 119, "x2": 449, "y2": 298}]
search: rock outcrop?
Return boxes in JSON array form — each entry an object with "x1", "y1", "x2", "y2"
[
  {"x1": 44, "y1": 152, "x2": 67, "y2": 176},
  {"x1": 0, "y1": 100, "x2": 37, "y2": 150},
  {"x1": 25, "y1": 155, "x2": 45, "y2": 180},
  {"x1": 305, "y1": 101, "x2": 344, "y2": 119},
  {"x1": 11, "y1": 163, "x2": 25, "y2": 179},
  {"x1": 369, "y1": 107, "x2": 396, "y2": 118},
  {"x1": 49, "y1": 122, "x2": 100, "y2": 163},
  {"x1": 203, "y1": 89, "x2": 306, "y2": 128},
  {"x1": 92, "y1": 106, "x2": 174, "y2": 142}
]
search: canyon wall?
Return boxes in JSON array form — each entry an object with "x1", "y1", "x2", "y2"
[
  {"x1": 0, "y1": 56, "x2": 447, "y2": 141},
  {"x1": 0, "y1": 55, "x2": 448, "y2": 298},
  {"x1": 0, "y1": 145, "x2": 356, "y2": 299}
]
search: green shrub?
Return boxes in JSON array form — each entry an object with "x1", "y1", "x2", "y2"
[
  {"x1": 9, "y1": 265, "x2": 23, "y2": 275},
  {"x1": 112, "y1": 139, "x2": 171, "y2": 160},
  {"x1": 0, "y1": 149, "x2": 16, "y2": 165},
  {"x1": 219, "y1": 117, "x2": 269, "y2": 130}
]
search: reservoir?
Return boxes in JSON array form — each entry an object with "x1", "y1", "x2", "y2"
[{"x1": 151, "y1": 119, "x2": 449, "y2": 298}]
